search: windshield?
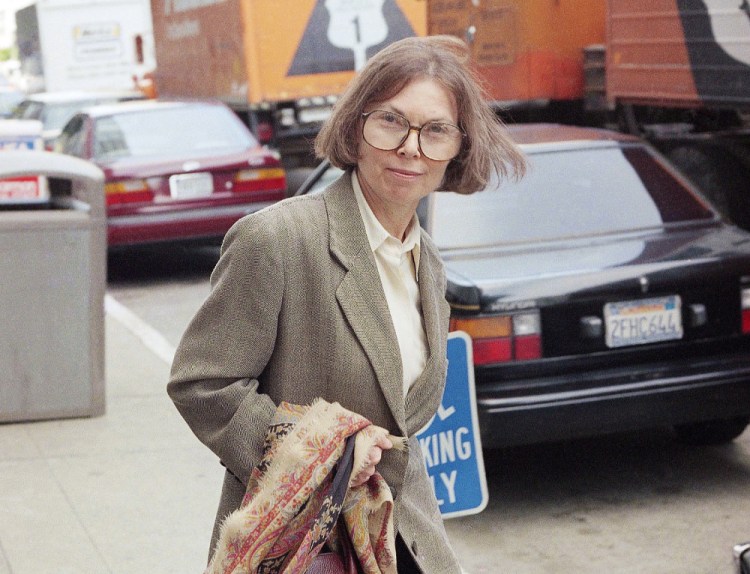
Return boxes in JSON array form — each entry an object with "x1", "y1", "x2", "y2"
[
  {"x1": 12, "y1": 100, "x2": 42, "y2": 121},
  {"x1": 427, "y1": 145, "x2": 714, "y2": 249},
  {"x1": 93, "y1": 105, "x2": 257, "y2": 160}
]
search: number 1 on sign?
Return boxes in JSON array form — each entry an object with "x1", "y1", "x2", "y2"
[{"x1": 325, "y1": 0, "x2": 388, "y2": 70}]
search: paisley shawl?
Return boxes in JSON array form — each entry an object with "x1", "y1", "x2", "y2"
[{"x1": 206, "y1": 399, "x2": 401, "y2": 574}]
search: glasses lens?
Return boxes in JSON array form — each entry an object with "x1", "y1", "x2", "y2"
[
  {"x1": 362, "y1": 110, "x2": 463, "y2": 161},
  {"x1": 419, "y1": 122, "x2": 463, "y2": 161},
  {"x1": 363, "y1": 110, "x2": 409, "y2": 152}
]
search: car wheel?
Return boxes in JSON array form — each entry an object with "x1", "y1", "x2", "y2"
[{"x1": 673, "y1": 416, "x2": 750, "y2": 446}]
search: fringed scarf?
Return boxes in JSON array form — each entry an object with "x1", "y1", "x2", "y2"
[{"x1": 205, "y1": 399, "x2": 404, "y2": 574}]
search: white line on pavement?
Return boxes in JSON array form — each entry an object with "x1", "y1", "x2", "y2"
[{"x1": 104, "y1": 294, "x2": 176, "y2": 365}]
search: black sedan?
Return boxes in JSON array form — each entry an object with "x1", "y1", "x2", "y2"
[{"x1": 299, "y1": 124, "x2": 750, "y2": 448}]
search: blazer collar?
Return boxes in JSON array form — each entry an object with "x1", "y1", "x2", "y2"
[
  {"x1": 324, "y1": 174, "x2": 405, "y2": 431},
  {"x1": 405, "y1": 236, "x2": 447, "y2": 435}
]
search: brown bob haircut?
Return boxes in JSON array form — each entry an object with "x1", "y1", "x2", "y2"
[{"x1": 314, "y1": 35, "x2": 526, "y2": 194}]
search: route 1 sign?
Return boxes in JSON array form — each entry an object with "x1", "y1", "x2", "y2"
[{"x1": 416, "y1": 331, "x2": 488, "y2": 518}]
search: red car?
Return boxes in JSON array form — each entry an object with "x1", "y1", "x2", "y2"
[{"x1": 55, "y1": 99, "x2": 286, "y2": 246}]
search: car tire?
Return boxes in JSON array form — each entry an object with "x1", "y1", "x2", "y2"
[{"x1": 673, "y1": 416, "x2": 750, "y2": 446}]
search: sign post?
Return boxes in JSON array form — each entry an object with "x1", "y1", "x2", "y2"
[{"x1": 416, "y1": 331, "x2": 488, "y2": 518}]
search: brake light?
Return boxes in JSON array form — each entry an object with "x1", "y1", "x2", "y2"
[
  {"x1": 233, "y1": 168, "x2": 286, "y2": 193},
  {"x1": 256, "y1": 122, "x2": 274, "y2": 144},
  {"x1": 105, "y1": 179, "x2": 153, "y2": 205},
  {"x1": 450, "y1": 311, "x2": 542, "y2": 365},
  {"x1": 472, "y1": 337, "x2": 512, "y2": 363},
  {"x1": 742, "y1": 286, "x2": 750, "y2": 334}
]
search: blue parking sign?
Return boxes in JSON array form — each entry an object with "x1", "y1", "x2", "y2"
[{"x1": 416, "y1": 331, "x2": 488, "y2": 518}]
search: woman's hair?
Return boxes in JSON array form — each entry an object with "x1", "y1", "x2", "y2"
[{"x1": 314, "y1": 35, "x2": 526, "y2": 194}]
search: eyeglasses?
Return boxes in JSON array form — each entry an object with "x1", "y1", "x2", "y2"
[{"x1": 361, "y1": 110, "x2": 464, "y2": 161}]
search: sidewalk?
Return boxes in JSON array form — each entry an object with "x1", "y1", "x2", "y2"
[{"x1": 0, "y1": 305, "x2": 224, "y2": 573}]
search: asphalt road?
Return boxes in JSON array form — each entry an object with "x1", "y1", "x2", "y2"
[{"x1": 107, "y1": 245, "x2": 750, "y2": 574}]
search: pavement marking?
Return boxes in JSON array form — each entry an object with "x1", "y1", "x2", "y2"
[{"x1": 104, "y1": 294, "x2": 176, "y2": 365}]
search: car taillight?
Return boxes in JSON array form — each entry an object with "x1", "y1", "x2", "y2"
[
  {"x1": 233, "y1": 168, "x2": 286, "y2": 193},
  {"x1": 742, "y1": 285, "x2": 750, "y2": 334},
  {"x1": 450, "y1": 311, "x2": 542, "y2": 365},
  {"x1": 105, "y1": 179, "x2": 153, "y2": 205},
  {"x1": 256, "y1": 122, "x2": 274, "y2": 144}
]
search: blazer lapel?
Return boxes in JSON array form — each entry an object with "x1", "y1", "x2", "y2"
[
  {"x1": 325, "y1": 174, "x2": 407, "y2": 433},
  {"x1": 405, "y1": 237, "x2": 450, "y2": 435},
  {"x1": 417, "y1": 238, "x2": 447, "y2": 365}
]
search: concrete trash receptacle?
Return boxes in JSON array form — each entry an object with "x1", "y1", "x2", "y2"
[{"x1": 0, "y1": 151, "x2": 106, "y2": 422}]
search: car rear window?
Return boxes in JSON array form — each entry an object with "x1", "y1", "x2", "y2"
[
  {"x1": 45, "y1": 101, "x2": 103, "y2": 131},
  {"x1": 93, "y1": 105, "x2": 257, "y2": 160},
  {"x1": 12, "y1": 101, "x2": 43, "y2": 121},
  {"x1": 427, "y1": 145, "x2": 714, "y2": 249}
]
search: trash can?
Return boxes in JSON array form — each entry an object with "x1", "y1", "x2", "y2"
[
  {"x1": 0, "y1": 119, "x2": 43, "y2": 151},
  {"x1": 0, "y1": 151, "x2": 106, "y2": 422}
]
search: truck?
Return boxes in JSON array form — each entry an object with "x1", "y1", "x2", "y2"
[
  {"x1": 150, "y1": 0, "x2": 427, "y2": 179},
  {"x1": 15, "y1": 0, "x2": 156, "y2": 94},
  {"x1": 428, "y1": 0, "x2": 606, "y2": 112},
  {"x1": 151, "y1": 0, "x2": 750, "y2": 212},
  {"x1": 428, "y1": 0, "x2": 750, "y2": 230}
]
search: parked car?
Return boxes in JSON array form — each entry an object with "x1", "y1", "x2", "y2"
[
  {"x1": 55, "y1": 99, "x2": 286, "y2": 246},
  {"x1": 297, "y1": 124, "x2": 750, "y2": 448},
  {"x1": 11, "y1": 90, "x2": 145, "y2": 149}
]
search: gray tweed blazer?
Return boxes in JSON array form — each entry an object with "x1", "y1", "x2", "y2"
[{"x1": 168, "y1": 172, "x2": 461, "y2": 573}]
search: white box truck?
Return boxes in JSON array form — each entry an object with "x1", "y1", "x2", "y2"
[{"x1": 15, "y1": 0, "x2": 156, "y2": 93}]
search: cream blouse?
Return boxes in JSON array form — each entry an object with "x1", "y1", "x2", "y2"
[{"x1": 352, "y1": 171, "x2": 429, "y2": 395}]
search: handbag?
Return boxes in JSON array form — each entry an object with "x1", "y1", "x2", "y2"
[
  {"x1": 306, "y1": 520, "x2": 360, "y2": 574},
  {"x1": 306, "y1": 434, "x2": 361, "y2": 574}
]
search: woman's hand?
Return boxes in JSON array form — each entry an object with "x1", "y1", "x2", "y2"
[{"x1": 349, "y1": 433, "x2": 394, "y2": 488}]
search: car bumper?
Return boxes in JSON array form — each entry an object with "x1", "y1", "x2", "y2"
[
  {"x1": 106, "y1": 200, "x2": 277, "y2": 246},
  {"x1": 476, "y1": 353, "x2": 750, "y2": 448}
]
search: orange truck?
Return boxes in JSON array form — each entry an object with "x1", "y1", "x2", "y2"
[
  {"x1": 606, "y1": 0, "x2": 750, "y2": 228},
  {"x1": 153, "y1": 0, "x2": 750, "y2": 218},
  {"x1": 430, "y1": 0, "x2": 750, "y2": 229},
  {"x1": 150, "y1": 0, "x2": 427, "y2": 175},
  {"x1": 151, "y1": 0, "x2": 603, "y2": 173},
  {"x1": 428, "y1": 0, "x2": 605, "y2": 105}
]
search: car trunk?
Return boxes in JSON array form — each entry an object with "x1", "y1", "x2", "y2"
[{"x1": 445, "y1": 223, "x2": 750, "y2": 368}]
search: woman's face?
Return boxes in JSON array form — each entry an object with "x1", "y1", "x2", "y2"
[{"x1": 357, "y1": 77, "x2": 458, "y2": 218}]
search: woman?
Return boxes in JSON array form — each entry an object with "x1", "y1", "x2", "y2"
[{"x1": 168, "y1": 35, "x2": 525, "y2": 573}]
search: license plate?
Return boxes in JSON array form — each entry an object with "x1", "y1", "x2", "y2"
[
  {"x1": 169, "y1": 172, "x2": 213, "y2": 199},
  {"x1": 0, "y1": 176, "x2": 49, "y2": 203},
  {"x1": 604, "y1": 295, "x2": 683, "y2": 348},
  {"x1": 298, "y1": 106, "x2": 332, "y2": 123}
]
